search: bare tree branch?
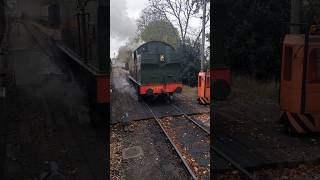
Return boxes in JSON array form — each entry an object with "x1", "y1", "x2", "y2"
[
  {"x1": 192, "y1": 11, "x2": 210, "y2": 48},
  {"x1": 148, "y1": 0, "x2": 202, "y2": 44}
]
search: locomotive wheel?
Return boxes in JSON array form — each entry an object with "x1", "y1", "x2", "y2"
[{"x1": 212, "y1": 79, "x2": 231, "y2": 101}]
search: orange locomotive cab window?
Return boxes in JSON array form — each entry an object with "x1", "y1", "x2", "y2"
[
  {"x1": 206, "y1": 77, "x2": 210, "y2": 88},
  {"x1": 308, "y1": 48, "x2": 320, "y2": 83},
  {"x1": 283, "y1": 46, "x2": 293, "y2": 81}
]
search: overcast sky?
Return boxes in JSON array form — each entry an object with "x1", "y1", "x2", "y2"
[
  {"x1": 110, "y1": 0, "x2": 209, "y2": 58},
  {"x1": 110, "y1": 0, "x2": 146, "y2": 58}
]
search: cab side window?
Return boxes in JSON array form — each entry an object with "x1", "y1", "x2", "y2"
[
  {"x1": 206, "y1": 77, "x2": 210, "y2": 88},
  {"x1": 308, "y1": 48, "x2": 320, "y2": 83},
  {"x1": 283, "y1": 46, "x2": 293, "y2": 81}
]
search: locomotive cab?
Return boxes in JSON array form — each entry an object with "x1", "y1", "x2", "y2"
[{"x1": 280, "y1": 33, "x2": 320, "y2": 133}]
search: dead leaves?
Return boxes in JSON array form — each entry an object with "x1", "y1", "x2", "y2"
[
  {"x1": 110, "y1": 127, "x2": 123, "y2": 180},
  {"x1": 159, "y1": 116, "x2": 210, "y2": 179}
]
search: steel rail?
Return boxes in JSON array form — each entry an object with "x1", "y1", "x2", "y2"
[
  {"x1": 213, "y1": 146, "x2": 256, "y2": 180},
  {"x1": 169, "y1": 102, "x2": 256, "y2": 180},
  {"x1": 144, "y1": 102, "x2": 198, "y2": 180},
  {"x1": 169, "y1": 103, "x2": 210, "y2": 134}
]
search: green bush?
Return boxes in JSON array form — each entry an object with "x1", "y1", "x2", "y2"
[{"x1": 176, "y1": 39, "x2": 202, "y2": 87}]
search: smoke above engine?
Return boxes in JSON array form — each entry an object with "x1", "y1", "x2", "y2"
[{"x1": 110, "y1": 0, "x2": 137, "y2": 41}]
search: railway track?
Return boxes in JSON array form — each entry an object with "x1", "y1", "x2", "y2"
[
  {"x1": 213, "y1": 145, "x2": 257, "y2": 180},
  {"x1": 144, "y1": 100, "x2": 256, "y2": 180},
  {"x1": 172, "y1": 103, "x2": 256, "y2": 180},
  {"x1": 144, "y1": 101, "x2": 209, "y2": 180}
]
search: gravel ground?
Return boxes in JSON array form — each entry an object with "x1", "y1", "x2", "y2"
[
  {"x1": 159, "y1": 116, "x2": 210, "y2": 179},
  {"x1": 191, "y1": 114, "x2": 210, "y2": 129},
  {"x1": 110, "y1": 124, "x2": 123, "y2": 180},
  {"x1": 110, "y1": 120, "x2": 191, "y2": 180},
  {"x1": 217, "y1": 164, "x2": 320, "y2": 180}
]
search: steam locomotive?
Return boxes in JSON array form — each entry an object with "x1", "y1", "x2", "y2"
[{"x1": 128, "y1": 41, "x2": 183, "y2": 101}]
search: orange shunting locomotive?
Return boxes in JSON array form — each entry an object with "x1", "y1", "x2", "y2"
[
  {"x1": 197, "y1": 68, "x2": 231, "y2": 104},
  {"x1": 197, "y1": 71, "x2": 210, "y2": 104},
  {"x1": 280, "y1": 25, "x2": 320, "y2": 133}
]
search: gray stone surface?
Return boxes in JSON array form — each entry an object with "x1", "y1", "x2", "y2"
[{"x1": 122, "y1": 146, "x2": 144, "y2": 160}]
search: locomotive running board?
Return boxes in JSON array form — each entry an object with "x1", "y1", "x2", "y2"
[{"x1": 281, "y1": 111, "x2": 320, "y2": 133}]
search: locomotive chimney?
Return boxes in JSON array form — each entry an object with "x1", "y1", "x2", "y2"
[{"x1": 290, "y1": 0, "x2": 301, "y2": 34}]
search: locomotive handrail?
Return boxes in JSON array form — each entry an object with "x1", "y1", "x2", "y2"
[
  {"x1": 128, "y1": 75, "x2": 141, "y2": 86},
  {"x1": 55, "y1": 41, "x2": 108, "y2": 76}
]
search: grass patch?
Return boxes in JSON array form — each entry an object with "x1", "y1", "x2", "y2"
[
  {"x1": 231, "y1": 75, "x2": 279, "y2": 101},
  {"x1": 182, "y1": 85, "x2": 197, "y2": 95}
]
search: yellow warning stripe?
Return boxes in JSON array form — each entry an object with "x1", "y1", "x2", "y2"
[
  {"x1": 297, "y1": 114, "x2": 316, "y2": 132},
  {"x1": 287, "y1": 112, "x2": 305, "y2": 133}
]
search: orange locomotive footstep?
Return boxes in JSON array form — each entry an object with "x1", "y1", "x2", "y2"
[
  {"x1": 198, "y1": 97, "x2": 210, "y2": 105},
  {"x1": 297, "y1": 114, "x2": 316, "y2": 132},
  {"x1": 286, "y1": 112, "x2": 305, "y2": 133}
]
